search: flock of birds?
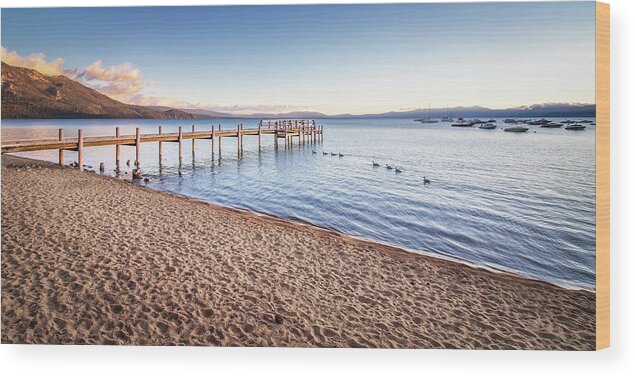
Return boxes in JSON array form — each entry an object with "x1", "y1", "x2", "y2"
[{"x1": 312, "y1": 149, "x2": 431, "y2": 184}]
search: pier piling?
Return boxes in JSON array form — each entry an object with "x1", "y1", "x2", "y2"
[
  {"x1": 58, "y1": 129, "x2": 64, "y2": 166},
  {"x1": 191, "y1": 125, "x2": 196, "y2": 153},
  {"x1": 258, "y1": 121, "x2": 262, "y2": 151},
  {"x1": 135, "y1": 127, "x2": 141, "y2": 168},
  {"x1": 115, "y1": 127, "x2": 120, "y2": 167},
  {"x1": 237, "y1": 123, "x2": 241, "y2": 155},
  {"x1": 158, "y1": 126, "x2": 163, "y2": 158},
  {"x1": 211, "y1": 126, "x2": 215, "y2": 160},
  {"x1": 77, "y1": 129, "x2": 84, "y2": 171},
  {"x1": 178, "y1": 126, "x2": 183, "y2": 161}
]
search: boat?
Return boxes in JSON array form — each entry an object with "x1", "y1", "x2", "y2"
[
  {"x1": 440, "y1": 106, "x2": 453, "y2": 122},
  {"x1": 479, "y1": 123, "x2": 497, "y2": 129},
  {"x1": 486, "y1": 119, "x2": 496, "y2": 123},
  {"x1": 504, "y1": 126, "x2": 529, "y2": 132},
  {"x1": 526, "y1": 118, "x2": 551, "y2": 125},
  {"x1": 562, "y1": 120, "x2": 574, "y2": 124},
  {"x1": 451, "y1": 118, "x2": 474, "y2": 127},
  {"x1": 415, "y1": 103, "x2": 439, "y2": 123},
  {"x1": 503, "y1": 118, "x2": 518, "y2": 123},
  {"x1": 565, "y1": 124, "x2": 586, "y2": 131},
  {"x1": 579, "y1": 120, "x2": 593, "y2": 123},
  {"x1": 540, "y1": 123, "x2": 563, "y2": 128}
]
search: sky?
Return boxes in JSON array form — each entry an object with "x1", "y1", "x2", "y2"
[{"x1": 1, "y1": 3, "x2": 596, "y2": 115}]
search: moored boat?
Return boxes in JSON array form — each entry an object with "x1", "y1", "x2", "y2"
[
  {"x1": 540, "y1": 123, "x2": 563, "y2": 128},
  {"x1": 565, "y1": 123, "x2": 586, "y2": 131},
  {"x1": 504, "y1": 126, "x2": 529, "y2": 132},
  {"x1": 452, "y1": 118, "x2": 474, "y2": 127},
  {"x1": 479, "y1": 123, "x2": 497, "y2": 129},
  {"x1": 526, "y1": 118, "x2": 551, "y2": 125}
]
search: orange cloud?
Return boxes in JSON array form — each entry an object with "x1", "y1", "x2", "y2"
[
  {"x1": 79, "y1": 60, "x2": 144, "y2": 98},
  {"x1": 1, "y1": 46, "x2": 65, "y2": 76}
]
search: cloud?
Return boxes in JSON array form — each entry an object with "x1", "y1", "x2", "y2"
[
  {"x1": 77, "y1": 60, "x2": 144, "y2": 98},
  {"x1": 1, "y1": 46, "x2": 65, "y2": 76},
  {"x1": 2, "y1": 47, "x2": 295, "y2": 115}
]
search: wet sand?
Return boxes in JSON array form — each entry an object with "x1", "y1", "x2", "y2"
[{"x1": 1, "y1": 155, "x2": 595, "y2": 349}]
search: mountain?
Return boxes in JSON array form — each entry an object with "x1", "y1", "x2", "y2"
[
  {"x1": 1, "y1": 62, "x2": 207, "y2": 119},
  {"x1": 326, "y1": 104, "x2": 596, "y2": 119}
]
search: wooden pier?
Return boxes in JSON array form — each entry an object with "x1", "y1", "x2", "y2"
[{"x1": 1, "y1": 120, "x2": 324, "y2": 174}]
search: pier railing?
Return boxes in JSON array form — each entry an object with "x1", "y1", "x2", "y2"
[{"x1": 1, "y1": 120, "x2": 324, "y2": 173}]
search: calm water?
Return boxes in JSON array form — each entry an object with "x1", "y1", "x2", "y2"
[{"x1": 1, "y1": 118, "x2": 596, "y2": 290}]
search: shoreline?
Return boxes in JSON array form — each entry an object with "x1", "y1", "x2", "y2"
[
  {"x1": 15, "y1": 153, "x2": 592, "y2": 293},
  {"x1": 135, "y1": 177, "x2": 594, "y2": 295},
  {"x1": 1, "y1": 155, "x2": 596, "y2": 348}
]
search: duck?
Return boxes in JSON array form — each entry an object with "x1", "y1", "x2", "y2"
[
  {"x1": 338, "y1": 153, "x2": 344, "y2": 157},
  {"x1": 372, "y1": 161, "x2": 380, "y2": 167},
  {"x1": 386, "y1": 164, "x2": 394, "y2": 170},
  {"x1": 331, "y1": 152, "x2": 337, "y2": 156},
  {"x1": 323, "y1": 152, "x2": 328, "y2": 155},
  {"x1": 395, "y1": 167, "x2": 402, "y2": 173},
  {"x1": 312, "y1": 150, "x2": 317, "y2": 154},
  {"x1": 126, "y1": 159, "x2": 131, "y2": 166},
  {"x1": 423, "y1": 177, "x2": 431, "y2": 184}
]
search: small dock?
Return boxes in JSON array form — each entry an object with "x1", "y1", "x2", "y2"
[{"x1": 1, "y1": 119, "x2": 324, "y2": 174}]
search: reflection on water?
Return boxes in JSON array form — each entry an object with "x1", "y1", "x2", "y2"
[{"x1": 2, "y1": 118, "x2": 596, "y2": 290}]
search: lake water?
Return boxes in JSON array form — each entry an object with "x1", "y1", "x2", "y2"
[{"x1": 1, "y1": 118, "x2": 596, "y2": 290}]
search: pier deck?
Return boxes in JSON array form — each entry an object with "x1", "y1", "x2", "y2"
[{"x1": 1, "y1": 120, "x2": 324, "y2": 172}]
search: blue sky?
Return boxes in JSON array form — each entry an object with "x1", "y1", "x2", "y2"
[{"x1": 1, "y1": 3, "x2": 596, "y2": 114}]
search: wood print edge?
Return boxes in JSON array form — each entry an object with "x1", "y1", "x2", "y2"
[{"x1": 595, "y1": 0, "x2": 610, "y2": 351}]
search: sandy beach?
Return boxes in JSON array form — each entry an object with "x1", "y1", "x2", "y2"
[{"x1": 1, "y1": 155, "x2": 595, "y2": 349}]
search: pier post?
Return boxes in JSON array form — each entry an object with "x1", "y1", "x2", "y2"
[
  {"x1": 191, "y1": 125, "x2": 196, "y2": 154},
  {"x1": 115, "y1": 127, "x2": 120, "y2": 167},
  {"x1": 218, "y1": 124, "x2": 222, "y2": 157},
  {"x1": 274, "y1": 124, "x2": 279, "y2": 148},
  {"x1": 237, "y1": 123, "x2": 241, "y2": 155},
  {"x1": 135, "y1": 127, "x2": 141, "y2": 167},
  {"x1": 158, "y1": 126, "x2": 163, "y2": 158},
  {"x1": 211, "y1": 126, "x2": 215, "y2": 160},
  {"x1": 58, "y1": 129, "x2": 64, "y2": 166},
  {"x1": 258, "y1": 121, "x2": 262, "y2": 151},
  {"x1": 241, "y1": 123, "x2": 244, "y2": 153},
  {"x1": 77, "y1": 129, "x2": 84, "y2": 172},
  {"x1": 178, "y1": 126, "x2": 183, "y2": 161}
]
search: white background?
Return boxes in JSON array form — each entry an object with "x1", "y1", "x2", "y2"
[{"x1": 0, "y1": 0, "x2": 633, "y2": 375}]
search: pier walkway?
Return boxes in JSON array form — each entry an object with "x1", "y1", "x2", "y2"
[{"x1": 1, "y1": 120, "x2": 324, "y2": 173}]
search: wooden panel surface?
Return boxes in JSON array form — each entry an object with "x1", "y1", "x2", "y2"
[{"x1": 595, "y1": 1, "x2": 610, "y2": 351}]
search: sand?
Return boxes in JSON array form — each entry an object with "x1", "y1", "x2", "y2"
[{"x1": 1, "y1": 155, "x2": 595, "y2": 349}]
